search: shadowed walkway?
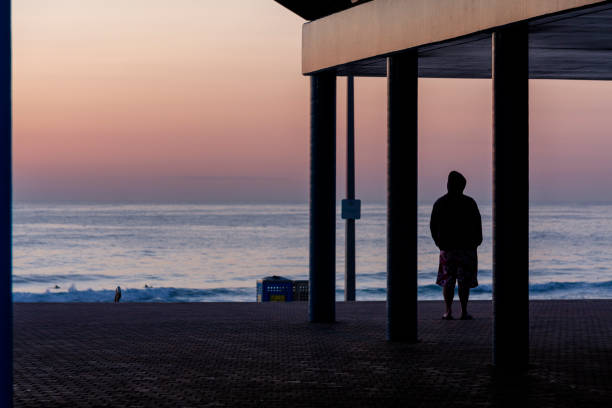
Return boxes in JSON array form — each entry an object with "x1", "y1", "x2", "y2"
[{"x1": 13, "y1": 300, "x2": 612, "y2": 407}]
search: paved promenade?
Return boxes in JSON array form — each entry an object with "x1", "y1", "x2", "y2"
[{"x1": 13, "y1": 300, "x2": 612, "y2": 407}]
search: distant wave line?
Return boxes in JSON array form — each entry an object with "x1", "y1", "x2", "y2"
[{"x1": 13, "y1": 280, "x2": 612, "y2": 302}]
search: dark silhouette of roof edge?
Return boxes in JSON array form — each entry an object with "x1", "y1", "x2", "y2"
[{"x1": 274, "y1": 0, "x2": 372, "y2": 21}]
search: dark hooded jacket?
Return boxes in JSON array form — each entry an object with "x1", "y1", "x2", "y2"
[{"x1": 430, "y1": 173, "x2": 483, "y2": 251}]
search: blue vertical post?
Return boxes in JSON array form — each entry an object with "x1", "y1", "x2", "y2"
[
  {"x1": 0, "y1": 0, "x2": 11, "y2": 405},
  {"x1": 309, "y1": 72, "x2": 336, "y2": 323},
  {"x1": 492, "y1": 23, "x2": 529, "y2": 372},
  {"x1": 387, "y1": 50, "x2": 418, "y2": 342},
  {"x1": 344, "y1": 75, "x2": 356, "y2": 301}
]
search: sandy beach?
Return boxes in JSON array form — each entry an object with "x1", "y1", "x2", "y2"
[{"x1": 12, "y1": 300, "x2": 612, "y2": 407}]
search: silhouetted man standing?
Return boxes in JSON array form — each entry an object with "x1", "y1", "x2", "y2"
[{"x1": 430, "y1": 171, "x2": 482, "y2": 320}]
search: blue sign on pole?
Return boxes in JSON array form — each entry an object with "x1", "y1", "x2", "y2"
[{"x1": 341, "y1": 199, "x2": 361, "y2": 220}]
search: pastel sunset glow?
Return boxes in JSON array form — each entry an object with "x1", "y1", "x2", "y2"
[{"x1": 12, "y1": 0, "x2": 612, "y2": 203}]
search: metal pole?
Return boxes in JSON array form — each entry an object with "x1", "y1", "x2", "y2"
[
  {"x1": 387, "y1": 50, "x2": 418, "y2": 342},
  {"x1": 0, "y1": 1, "x2": 12, "y2": 405},
  {"x1": 309, "y1": 73, "x2": 336, "y2": 323},
  {"x1": 492, "y1": 24, "x2": 529, "y2": 372},
  {"x1": 345, "y1": 76, "x2": 356, "y2": 301}
]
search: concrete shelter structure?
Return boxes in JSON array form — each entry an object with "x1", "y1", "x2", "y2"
[{"x1": 275, "y1": 0, "x2": 612, "y2": 372}]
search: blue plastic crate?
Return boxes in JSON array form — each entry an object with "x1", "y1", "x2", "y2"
[{"x1": 257, "y1": 276, "x2": 293, "y2": 302}]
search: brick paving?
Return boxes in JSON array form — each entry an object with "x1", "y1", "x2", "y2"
[{"x1": 13, "y1": 300, "x2": 612, "y2": 407}]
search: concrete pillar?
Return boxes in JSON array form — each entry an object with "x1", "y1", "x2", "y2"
[
  {"x1": 0, "y1": 1, "x2": 11, "y2": 406},
  {"x1": 387, "y1": 50, "x2": 418, "y2": 342},
  {"x1": 492, "y1": 24, "x2": 529, "y2": 371},
  {"x1": 345, "y1": 76, "x2": 356, "y2": 302},
  {"x1": 309, "y1": 72, "x2": 336, "y2": 323}
]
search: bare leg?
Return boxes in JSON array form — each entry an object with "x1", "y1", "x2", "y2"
[
  {"x1": 458, "y1": 285, "x2": 471, "y2": 319},
  {"x1": 443, "y1": 284, "x2": 455, "y2": 319}
]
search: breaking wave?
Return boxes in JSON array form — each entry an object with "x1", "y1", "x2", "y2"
[
  {"x1": 13, "y1": 285, "x2": 255, "y2": 303},
  {"x1": 13, "y1": 280, "x2": 612, "y2": 302}
]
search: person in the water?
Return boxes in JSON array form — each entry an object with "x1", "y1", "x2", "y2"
[
  {"x1": 114, "y1": 286, "x2": 122, "y2": 303},
  {"x1": 430, "y1": 171, "x2": 482, "y2": 320}
]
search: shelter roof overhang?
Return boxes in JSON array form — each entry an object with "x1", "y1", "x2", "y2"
[{"x1": 298, "y1": 0, "x2": 612, "y2": 80}]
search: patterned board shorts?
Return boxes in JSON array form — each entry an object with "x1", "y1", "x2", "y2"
[{"x1": 436, "y1": 249, "x2": 479, "y2": 289}]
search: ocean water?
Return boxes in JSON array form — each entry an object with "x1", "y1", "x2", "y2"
[{"x1": 12, "y1": 203, "x2": 612, "y2": 302}]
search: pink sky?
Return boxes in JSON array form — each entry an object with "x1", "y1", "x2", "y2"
[{"x1": 12, "y1": 0, "x2": 612, "y2": 203}]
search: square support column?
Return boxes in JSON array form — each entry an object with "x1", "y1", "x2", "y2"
[
  {"x1": 309, "y1": 73, "x2": 336, "y2": 323},
  {"x1": 492, "y1": 24, "x2": 529, "y2": 371},
  {"x1": 387, "y1": 50, "x2": 418, "y2": 342},
  {"x1": 0, "y1": 1, "x2": 11, "y2": 406}
]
